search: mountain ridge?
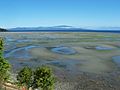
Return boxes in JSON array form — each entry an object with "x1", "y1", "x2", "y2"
[
  {"x1": 8, "y1": 25, "x2": 120, "y2": 32},
  {"x1": 9, "y1": 25, "x2": 120, "y2": 31}
]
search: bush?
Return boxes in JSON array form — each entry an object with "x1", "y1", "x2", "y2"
[
  {"x1": 17, "y1": 66, "x2": 55, "y2": 90},
  {"x1": 16, "y1": 67, "x2": 32, "y2": 90},
  {"x1": 33, "y1": 66, "x2": 55, "y2": 90}
]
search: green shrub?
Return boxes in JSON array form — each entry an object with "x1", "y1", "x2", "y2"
[
  {"x1": 0, "y1": 38, "x2": 11, "y2": 89},
  {"x1": 17, "y1": 67, "x2": 32, "y2": 90},
  {"x1": 33, "y1": 66, "x2": 55, "y2": 90}
]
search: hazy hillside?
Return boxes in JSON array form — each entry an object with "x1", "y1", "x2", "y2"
[
  {"x1": 8, "y1": 26, "x2": 120, "y2": 33},
  {"x1": 9, "y1": 25, "x2": 81, "y2": 30}
]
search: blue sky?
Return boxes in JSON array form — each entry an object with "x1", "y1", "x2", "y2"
[{"x1": 0, "y1": 0, "x2": 120, "y2": 28}]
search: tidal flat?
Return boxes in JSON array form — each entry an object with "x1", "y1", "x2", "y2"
[{"x1": 1, "y1": 32, "x2": 120, "y2": 90}]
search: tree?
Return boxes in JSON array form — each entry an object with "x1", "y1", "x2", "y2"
[
  {"x1": 0, "y1": 28, "x2": 7, "y2": 32},
  {"x1": 0, "y1": 38, "x2": 11, "y2": 89},
  {"x1": 16, "y1": 67, "x2": 33, "y2": 90},
  {"x1": 33, "y1": 66, "x2": 55, "y2": 90},
  {"x1": 0, "y1": 38, "x2": 4, "y2": 56}
]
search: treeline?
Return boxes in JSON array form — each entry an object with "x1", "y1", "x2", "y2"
[
  {"x1": 0, "y1": 38, "x2": 55, "y2": 90},
  {"x1": 0, "y1": 28, "x2": 7, "y2": 32}
]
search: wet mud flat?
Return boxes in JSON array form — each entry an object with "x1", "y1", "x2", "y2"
[{"x1": 0, "y1": 32, "x2": 120, "y2": 90}]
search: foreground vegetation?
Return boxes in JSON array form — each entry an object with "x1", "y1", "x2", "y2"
[
  {"x1": 0, "y1": 38, "x2": 11, "y2": 90},
  {"x1": 0, "y1": 38, "x2": 55, "y2": 90},
  {"x1": 17, "y1": 66, "x2": 55, "y2": 90}
]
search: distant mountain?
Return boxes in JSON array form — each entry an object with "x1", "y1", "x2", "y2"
[
  {"x1": 9, "y1": 25, "x2": 84, "y2": 31},
  {"x1": 8, "y1": 25, "x2": 120, "y2": 32},
  {"x1": 52, "y1": 25, "x2": 73, "y2": 28},
  {"x1": 0, "y1": 28, "x2": 7, "y2": 32}
]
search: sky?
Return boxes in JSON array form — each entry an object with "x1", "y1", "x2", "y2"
[{"x1": 0, "y1": 0, "x2": 120, "y2": 28}]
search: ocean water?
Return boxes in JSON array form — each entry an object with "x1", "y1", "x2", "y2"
[{"x1": 9, "y1": 29, "x2": 120, "y2": 33}]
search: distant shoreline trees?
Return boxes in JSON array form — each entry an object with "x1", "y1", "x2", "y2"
[{"x1": 0, "y1": 28, "x2": 7, "y2": 32}]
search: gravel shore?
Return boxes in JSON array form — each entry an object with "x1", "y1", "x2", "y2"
[{"x1": 54, "y1": 71, "x2": 120, "y2": 90}]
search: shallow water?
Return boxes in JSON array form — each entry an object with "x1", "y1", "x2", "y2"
[
  {"x1": 16, "y1": 39, "x2": 32, "y2": 43},
  {"x1": 95, "y1": 46, "x2": 115, "y2": 50},
  {"x1": 5, "y1": 45, "x2": 39, "y2": 58},
  {"x1": 51, "y1": 46, "x2": 76, "y2": 55},
  {"x1": 112, "y1": 56, "x2": 120, "y2": 67}
]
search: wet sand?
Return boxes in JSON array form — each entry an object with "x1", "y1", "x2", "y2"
[{"x1": 0, "y1": 32, "x2": 120, "y2": 90}]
